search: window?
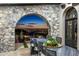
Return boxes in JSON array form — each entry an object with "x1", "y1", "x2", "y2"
[{"x1": 65, "y1": 7, "x2": 77, "y2": 20}]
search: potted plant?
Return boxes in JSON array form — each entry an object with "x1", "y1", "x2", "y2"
[{"x1": 43, "y1": 36, "x2": 59, "y2": 48}]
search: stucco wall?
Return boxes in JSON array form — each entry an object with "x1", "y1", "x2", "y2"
[{"x1": 0, "y1": 5, "x2": 60, "y2": 53}]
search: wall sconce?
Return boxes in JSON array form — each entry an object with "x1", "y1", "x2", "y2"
[{"x1": 60, "y1": 4, "x2": 66, "y2": 9}]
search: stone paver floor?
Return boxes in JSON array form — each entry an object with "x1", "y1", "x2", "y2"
[
  {"x1": 0, "y1": 46, "x2": 79, "y2": 56},
  {"x1": 0, "y1": 48, "x2": 30, "y2": 56}
]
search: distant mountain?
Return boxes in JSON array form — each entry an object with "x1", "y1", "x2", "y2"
[
  {"x1": 27, "y1": 23, "x2": 37, "y2": 25},
  {"x1": 17, "y1": 22, "x2": 46, "y2": 25}
]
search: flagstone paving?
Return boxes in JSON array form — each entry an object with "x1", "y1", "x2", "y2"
[
  {"x1": 0, "y1": 48, "x2": 30, "y2": 56},
  {"x1": 0, "y1": 46, "x2": 79, "y2": 56}
]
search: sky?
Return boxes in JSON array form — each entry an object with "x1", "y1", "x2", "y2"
[{"x1": 17, "y1": 15, "x2": 46, "y2": 25}]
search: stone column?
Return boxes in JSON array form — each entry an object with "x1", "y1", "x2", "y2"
[{"x1": 20, "y1": 30, "x2": 23, "y2": 40}]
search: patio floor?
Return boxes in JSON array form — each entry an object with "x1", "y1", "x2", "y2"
[
  {"x1": 0, "y1": 46, "x2": 79, "y2": 56},
  {"x1": 0, "y1": 48, "x2": 30, "y2": 56}
]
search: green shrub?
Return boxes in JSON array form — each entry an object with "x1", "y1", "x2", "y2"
[{"x1": 43, "y1": 36, "x2": 58, "y2": 47}]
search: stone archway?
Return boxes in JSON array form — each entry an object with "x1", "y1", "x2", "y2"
[{"x1": 15, "y1": 13, "x2": 51, "y2": 50}]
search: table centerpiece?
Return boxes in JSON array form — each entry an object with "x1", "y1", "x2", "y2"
[{"x1": 43, "y1": 36, "x2": 62, "y2": 48}]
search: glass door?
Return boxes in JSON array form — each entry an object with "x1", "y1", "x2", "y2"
[
  {"x1": 65, "y1": 20, "x2": 73, "y2": 48},
  {"x1": 72, "y1": 19, "x2": 77, "y2": 48},
  {"x1": 65, "y1": 7, "x2": 77, "y2": 49},
  {"x1": 65, "y1": 19, "x2": 77, "y2": 49}
]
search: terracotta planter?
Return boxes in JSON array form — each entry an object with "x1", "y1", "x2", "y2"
[{"x1": 45, "y1": 44, "x2": 62, "y2": 48}]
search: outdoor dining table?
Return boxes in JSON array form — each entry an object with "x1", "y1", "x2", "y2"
[
  {"x1": 30, "y1": 38, "x2": 79, "y2": 56},
  {"x1": 42, "y1": 45, "x2": 79, "y2": 56}
]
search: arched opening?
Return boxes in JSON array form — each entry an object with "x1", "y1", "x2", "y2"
[
  {"x1": 15, "y1": 14, "x2": 50, "y2": 50},
  {"x1": 65, "y1": 7, "x2": 77, "y2": 49}
]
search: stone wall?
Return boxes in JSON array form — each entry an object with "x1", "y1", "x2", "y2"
[{"x1": 0, "y1": 5, "x2": 60, "y2": 52}]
